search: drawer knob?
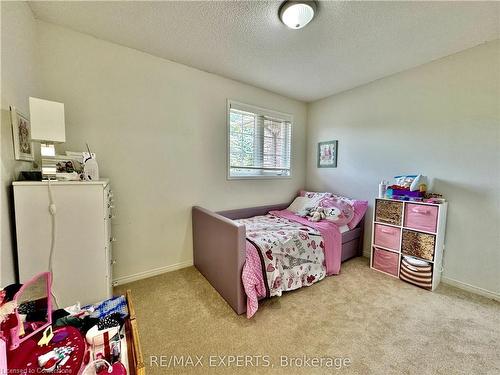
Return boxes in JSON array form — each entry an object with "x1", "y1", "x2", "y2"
[
  {"x1": 108, "y1": 204, "x2": 115, "y2": 209},
  {"x1": 108, "y1": 214, "x2": 116, "y2": 219},
  {"x1": 111, "y1": 259, "x2": 117, "y2": 265}
]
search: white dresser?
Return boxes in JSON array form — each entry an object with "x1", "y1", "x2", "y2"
[{"x1": 13, "y1": 179, "x2": 115, "y2": 307}]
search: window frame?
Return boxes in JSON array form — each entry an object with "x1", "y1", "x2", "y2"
[{"x1": 226, "y1": 99, "x2": 293, "y2": 180}]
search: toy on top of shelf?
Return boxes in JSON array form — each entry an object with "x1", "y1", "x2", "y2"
[
  {"x1": 424, "y1": 193, "x2": 446, "y2": 204},
  {"x1": 394, "y1": 175, "x2": 417, "y2": 188},
  {"x1": 384, "y1": 174, "x2": 428, "y2": 201},
  {"x1": 410, "y1": 174, "x2": 427, "y2": 192}
]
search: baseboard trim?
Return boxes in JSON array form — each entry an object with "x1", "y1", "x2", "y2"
[
  {"x1": 113, "y1": 260, "x2": 193, "y2": 286},
  {"x1": 362, "y1": 252, "x2": 498, "y2": 301},
  {"x1": 441, "y1": 276, "x2": 500, "y2": 301},
  {"x1": 113, "y1": 258, "x2": 499, "y2": 302}
]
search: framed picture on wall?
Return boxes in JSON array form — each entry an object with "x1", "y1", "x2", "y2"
[
  {"x1": 317, "y1": 140, "x2": 338, "y2": 168},
  {"x1": 10, "y1": 106, "x2": 34, "y2": 161}
]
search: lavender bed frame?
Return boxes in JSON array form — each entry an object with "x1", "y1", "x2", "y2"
[{"x1": 192, "y1": 203, "x2": 364, "y2": 315}]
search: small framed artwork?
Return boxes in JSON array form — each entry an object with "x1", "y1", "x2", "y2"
[
  {"x1": 317, "y1": 140, "x2": 338, "y2": 168},
  {"x1": 10, "y1": 106, "x2": 34, "y2": 161},
  {"x1": 54, "y1": 155, "x2": 84, "y2": 174}
]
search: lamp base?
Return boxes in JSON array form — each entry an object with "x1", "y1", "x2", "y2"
[{"x1": 41, "y1": 143, "x2": 56, "y2": 180}]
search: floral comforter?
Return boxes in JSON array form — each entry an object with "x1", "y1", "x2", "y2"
[{"x1": 237, "y1": 213, "x2": 328, "y2": 318}]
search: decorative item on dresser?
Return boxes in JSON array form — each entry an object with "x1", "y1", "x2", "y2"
[
  {"x1": 370, "y1": 198, "x2": 448, "y2": 290},
  {"x1": 13, "y1": 179, "x2": 115, "y2": 307},
  {"x1": 9, "y1": 106, "x2": 35, "y2": 161}
]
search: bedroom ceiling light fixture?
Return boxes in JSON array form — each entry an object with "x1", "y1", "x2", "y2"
[{"x1": 279, "y1": 1, "x2": 317, "y2": 29}]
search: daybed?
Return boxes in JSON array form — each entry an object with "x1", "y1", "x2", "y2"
[{"x1": 192, "y1": 202, "x2": 365, "y2": 315}]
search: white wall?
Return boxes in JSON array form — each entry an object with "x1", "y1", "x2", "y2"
[
  {"x1": 2, "y1": 8, "x2": 497, "y2": 298},
  {"x1": 0, "y1": 2, "x2": 39, "y2": 285},
  {"x1": 36, "y1": 21, "x2": 308, "y2": 283},
  {"x1": 307, "y1": 40, "x2": 500, "y2": 296}
]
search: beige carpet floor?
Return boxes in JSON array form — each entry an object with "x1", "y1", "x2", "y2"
[{"x1": 115, "y1": 257, "x2": 500, "y2": 374}]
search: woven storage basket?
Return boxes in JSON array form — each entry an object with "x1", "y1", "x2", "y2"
[
  {"x1": 401, "y1": 229, "x2": 435, "y2": 261},
  {"x1": 375, "y1": 200, "x2": 403, "y2": 226},
  {"x1": 400, "y1": 257, "x2": 433, "y2": 290}
]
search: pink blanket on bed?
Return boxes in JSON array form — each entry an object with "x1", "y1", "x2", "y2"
[{"x1": 241, "y1": 209, "x2": 342, "y2": 318}]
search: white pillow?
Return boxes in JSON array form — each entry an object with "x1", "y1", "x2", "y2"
[{"x1": 287, "y1": 196, "x2": 319, "y2": 213}]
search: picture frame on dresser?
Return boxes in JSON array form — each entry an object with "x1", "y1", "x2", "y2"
[{"x1": 370, "y1": 198, "x2": 448, "y2": 291}]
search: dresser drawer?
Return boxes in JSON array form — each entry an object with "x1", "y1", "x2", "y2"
[
  {"x1": 401, "y1": 229, "x2": 435, "y2": 261},
  {"x1": 374, "y1": 224, "x2": 401, "y2": 250},
  {"x1": 375, "y1": 200, "x2": 403, "y2": 226},
  {"x1": 372, "y1": 247, "x2": 399, "y2": 277},
  {"x1": 404, "y1": 203, "x2": 438, "y2": 233}
]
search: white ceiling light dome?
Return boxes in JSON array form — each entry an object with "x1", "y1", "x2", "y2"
[{"x1": 279, "y1": 1, "x2": 317, "y2": 29}]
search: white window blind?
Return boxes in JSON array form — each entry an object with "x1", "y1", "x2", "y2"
[{"x1": 228, "y1": 101, "x2": 292, "y2": 179}]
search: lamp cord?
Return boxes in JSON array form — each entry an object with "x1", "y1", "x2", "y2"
[{"x1": 47, "y1": 177, "x2": 60, "y2": 309}]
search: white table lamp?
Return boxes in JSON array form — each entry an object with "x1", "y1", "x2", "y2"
[{"x1": 29, "y1": 97, "x2": 66, "y2": 179}]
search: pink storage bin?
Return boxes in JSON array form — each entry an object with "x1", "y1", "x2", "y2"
[
  {"x1": 404, "y1": 203, "x2": 438, "y2": 233},
  {"x1": 372, "y1": 247, "x2": 399, "y2": 277},
  {"x1": 374, "y1": 224, "x2": 401, "y2": 250}
]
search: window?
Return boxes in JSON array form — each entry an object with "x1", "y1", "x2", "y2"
[{"x1": 228, "y1": 100, "x2": 292, "y2": 179}]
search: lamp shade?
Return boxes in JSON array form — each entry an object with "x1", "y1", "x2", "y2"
[{"x1": 29, "y1": 97, "x2": 66, "y2": 143}]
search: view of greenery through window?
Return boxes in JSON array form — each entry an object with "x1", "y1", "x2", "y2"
[
  {"x1": 230, "y1": 110, "x2": 256, "y2": 169},
  {"x1": 229, "y1": 107, "x2": 291, "y2": 178}
]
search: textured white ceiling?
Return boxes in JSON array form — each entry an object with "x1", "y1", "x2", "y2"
[{"x1": 29, "y1": 1, "x2": 500, "y2": 102}]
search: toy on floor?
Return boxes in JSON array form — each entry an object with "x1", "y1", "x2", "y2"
[
  {"x1": 38, "y1": 346, "x2": 73, "y2": 372},
  {"x1": 82, "y1": 358, "x2": 127, "y2": 375},
  {"x1": 52, "y1": 330, "x2": 69, "y2": 343},
  {"x1": 38, "y1": 326, "x2": 54, "y2": 347}
]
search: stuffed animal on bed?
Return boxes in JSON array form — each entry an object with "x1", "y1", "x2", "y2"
[
  {"x1": 308, "y1": 207, "x2": 327, "y2": 222},
  {"x1": 298, "y1": 200, "x2": 356, "y2": 225},
  {"x1": 323, "y1": 207, "x2": 342, "y2": 222},
  {"x1": 320, "y1": 198, "x2": 355, "y2": 226}
]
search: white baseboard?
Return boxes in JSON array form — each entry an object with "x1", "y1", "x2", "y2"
[
  {"x1": 113, "y1": 260, "x2": 193, "y2": 286},
  {"x1": 361, "y1": 252, "x2": 498, "y2": 301},
  {"x1": 113, "y1": 258, "x2": 499, "y2": 303},
  {"x1": 441, "y1": 276, "x2": 500, "y2": 302}
]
